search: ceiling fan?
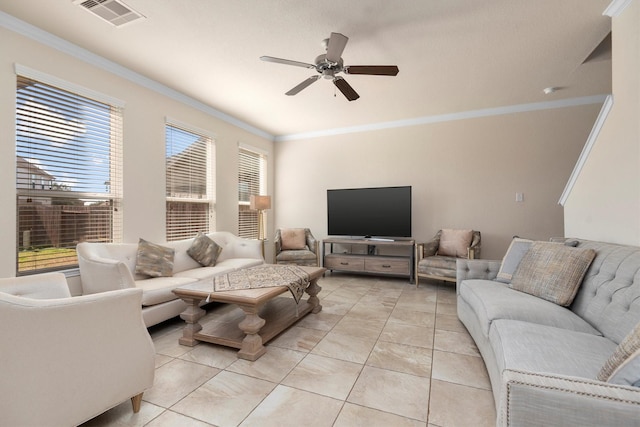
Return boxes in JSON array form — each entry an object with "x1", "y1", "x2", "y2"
[{"x1": 260, "y1": 32, "x2": 399, "y2": 101}]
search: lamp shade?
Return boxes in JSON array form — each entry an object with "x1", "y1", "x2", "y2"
[{"x1": 250, "y1": 195, "x2": 271, "y2": 210}]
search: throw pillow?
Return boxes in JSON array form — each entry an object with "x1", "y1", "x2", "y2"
[
  {"x1": 135, "y1": 238, "x2": 175, "y2": 277},
  {"x1": 281, "y1": 228, "x2": 307, "y2": 250},
  {"x1": 496, "y1": 238, "x2": 533, "y2": 283},
  {"x1": 187, "y1": 232, "x2": 223, "y2": 267},
  {"x1": 510, "y1": 241, "x2": 596, "y2": 306},
  {"x1": 597, "y1": 321, "x2": 640, "y2": 387},
  {"x1": 437, "y1": 229, "x2": 473, "y2": 258}
]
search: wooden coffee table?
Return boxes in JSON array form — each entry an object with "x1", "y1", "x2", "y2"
[{"x1": 173, "y1": 265, "x2": 325, "y2": 361}]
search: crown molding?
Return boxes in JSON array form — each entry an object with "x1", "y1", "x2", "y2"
[
  {"x1": 604, "y1": 0, "x2": 633, "y2": 17},
  {"x1": 275, "y1": 95, "x2": 609, "y2": 142},
  {"x1": 0, "y1": 11, "x2": 274, "y2": 141}
]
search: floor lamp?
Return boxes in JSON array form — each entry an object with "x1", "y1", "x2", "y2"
[{"x1": 250, "y1": 195, "x2": 271, "y2": 256}]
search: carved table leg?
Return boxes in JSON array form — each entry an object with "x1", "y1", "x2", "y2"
[
  {"x1": 236, "y1": 304, "x2": 267, "y2": 361},
  {"x1": 306, "y1": 278, "x2": 323, "y2": 314},
  {"x1": 178, "y1": 296, "x2": 206, "y2": 346}
]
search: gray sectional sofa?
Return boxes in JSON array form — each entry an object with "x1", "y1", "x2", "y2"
[
  {"x1": 77, "y1": 231, "x2": 264, "y2": 327},
  {"x1": 456, "y1": 238, "x2": 640, "y2": 426}
]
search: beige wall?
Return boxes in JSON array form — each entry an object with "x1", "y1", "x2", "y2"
[
  {"x1": 0, "y1": 28, "x2": 274, "y2": 292},
  {"x1": 275, "y1": 105, "x2": 602, "y2": 260},
  {"x1": 564, "y1": 1, "x2": 640, "y2": 243}
]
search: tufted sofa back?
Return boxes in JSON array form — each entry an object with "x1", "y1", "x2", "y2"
[{"x1": 571, "y1": 239, "x2": 640, "y2": 344}]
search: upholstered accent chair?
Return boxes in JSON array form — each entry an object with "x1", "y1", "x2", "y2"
[
  {"x1": 275, "y1": 228, "x2": 320, "y2": 266},
  {"x1": 415, "y1": 229, "x2": 481, "y2": 285},
  {"x1": 0, "y1": 272, "x2": 155, "y2": 426}
]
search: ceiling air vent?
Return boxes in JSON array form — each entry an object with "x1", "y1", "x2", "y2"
[{"x1": 74, "y1": 0, "x2": 145, "y2": 27}]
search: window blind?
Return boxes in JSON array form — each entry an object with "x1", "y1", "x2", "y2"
[
  {"x1": 238, "y1": 146, "x2": 266, "y2": 239},
  {"x1": 166, "y1": 123, "x2": 215, "y2": 241},
  {"x1": 16, "y1": 75, "x2": 123, "y2": 274}
]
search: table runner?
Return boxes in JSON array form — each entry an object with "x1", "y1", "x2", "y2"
[{"x1": 213, "y1": 264, "x2": 310, "y2": 303}]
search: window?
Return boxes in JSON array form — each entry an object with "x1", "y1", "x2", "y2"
[
  {"x1": 238, "y1": 145, "x2": 267, "y2": 239},
  {"x1": 166, "y1": 122, "x2": 215, "y2": 241},
  {"x1": 16, "y1": 71, "x2": 123, "y2": 274}
]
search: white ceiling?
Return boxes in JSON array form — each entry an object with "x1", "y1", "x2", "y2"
[{"x1": 0, "y1": 0, "x2": 612, "y2": 139}]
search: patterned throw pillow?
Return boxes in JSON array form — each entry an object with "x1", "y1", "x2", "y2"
[
  {"x1": 281, "y1": 228, "x2": 307, "y2": 250},
  {"x1": 510, "y1": 241, "x2": 596, "y2": 306},
  {"x1": 598, "y1": 322, "x2": 640, "y2": 386},
  {"x1": 437, "y1": 229, "x2": 473, "y2": 258},
  {"x1": 496, "y1": 238, "x2": 533, "y2": 283},
  {"x1": 135, "y1": 238, "x2": 175, "y2": 277},
  {"x1": 187, "y1": 232, "x2": 222, "y2": 267}
]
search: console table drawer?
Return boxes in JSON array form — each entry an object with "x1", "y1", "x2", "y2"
[
  {"x1": 365, "y1": 258, "x2": 410, "y2": 275},
  {"x1": 324, "y1": 256, "x2": 365, "y2": 271}
]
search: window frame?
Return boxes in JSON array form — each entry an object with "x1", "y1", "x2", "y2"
[
  {"x1": 165, "y1": 119, "x2": 216, "y2": 241},
  {"x1": 15, "y1": 65, "x2": 123, "y2": 275}
]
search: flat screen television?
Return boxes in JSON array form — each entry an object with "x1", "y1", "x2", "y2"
[{"x1": 327, "y1": 186, "x2": 412, "y2": 239}]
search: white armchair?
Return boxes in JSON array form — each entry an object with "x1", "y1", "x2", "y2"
[{"x1": 0, "y1": 273, "x2": 155, "y2": 426}]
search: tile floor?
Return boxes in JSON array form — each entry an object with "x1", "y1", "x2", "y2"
[{"x1": 82, "y1": 274, "x2": 496, "y2": 427}]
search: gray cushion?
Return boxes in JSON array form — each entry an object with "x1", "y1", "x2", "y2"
[
  {"x1": 496, "y1": 238, "x2": 532, "y2": 283},
  {"x1": 490, "y1": 319, "x2": 617, "y2": 379},
  {"x1": 458, "y1": 279, "x2": 601, "y2": 338},
  {"x1": 187, "y1": 232, "x2": 222, "y2": 267},
  {"x1": 510, "y1": 241, "x2": 596, "y2": 306},
  {"x1": 135, "y1": 238, "x2": 174, "y2": 277},
  {"x1": 598, "y1": 321, "x2": 640, "y2": 386}
]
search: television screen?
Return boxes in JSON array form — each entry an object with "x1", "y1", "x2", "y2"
[{"x1": 327, "y1": 186, "x2": 412, "y2": 238}]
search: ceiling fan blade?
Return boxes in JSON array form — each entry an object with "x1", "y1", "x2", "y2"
[
  {"x1": 326, "y1": 32, "x2": 348, "y2": 63},
  {"x1": 260, "y1": 56, "x2": 316, "y2": 69},
  {"x1": 285, "y1": 76, "x2": 321, "y2": 96},
  {"x1": 344, "y1": 65, "x2": 399, "y2": 76},
  {"x1": 333, "y1": 76, "x2": 360, "y2": 101}
]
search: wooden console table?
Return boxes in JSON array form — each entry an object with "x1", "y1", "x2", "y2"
[{"x1": 323, "y1": 238, "x2": 415, "y2": 283}]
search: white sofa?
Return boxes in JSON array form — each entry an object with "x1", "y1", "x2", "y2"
[
  {"x1": 0, "y1": 272, "x2": 155, "y2": 426},
  {"x1": 77, "y1": 231, "x2": 264, "y2": 327}
]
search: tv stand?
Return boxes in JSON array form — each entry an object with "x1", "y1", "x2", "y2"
[{"x1": 323, "y1": 237, "x2": 415, "y2": 283}]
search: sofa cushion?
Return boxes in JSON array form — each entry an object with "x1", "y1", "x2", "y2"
[
  {"x1": 510, "y1": 241, "x2": 596, "y2": 306},
  {"x1": 570, "y1": 240, "x2": 640, "y2": 345},
  {"x1": 597, "y1": 321, "x2": 640, "y2": 387},
  {"x1": 276, "y1": 249, "x2": 316, "y2": 263},
  {"x1": 187, "y1": 232, "x2": 223, "y2": 267},
  {"x1": 281, "y1": 228, "x2": 307, "y2": 250},
  {"x1": 490, "y1": 319, "x2": 616, "y2": 379},
  {"x1": 135, "y1": 239, "x2": 175, "y2": 277},
  {"x1": 173, "y1": 265, "x2": 236, "y2": 281},
  {"x1": 136, "y1": 276, "x2": 194, "y2": 306},
  {"x1": 215, "y1": 258, "x2": 264, "y2": 271},
  {"x1": 496, "y1": 238, "x2": 533, "y2": 283},
  {"x1": 458, "y1": 279, "x2": 601, "y2": 338},
  {"x1": 437, "y1": 229, "x2": 473, "y2": 258}
]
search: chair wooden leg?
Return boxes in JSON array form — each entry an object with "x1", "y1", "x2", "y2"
[{"x1": 131, "y1": 393, "x2": 143, "y2": 413}]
